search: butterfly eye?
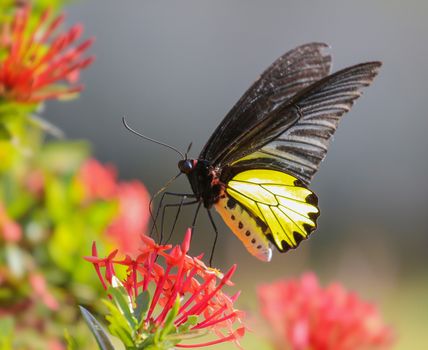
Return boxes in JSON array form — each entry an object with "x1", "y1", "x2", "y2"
[{"x1": 178, "y1": 159, "x2": 194, "y2": 174}]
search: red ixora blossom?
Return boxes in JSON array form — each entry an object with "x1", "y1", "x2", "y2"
[
  {"x1": 78, "y1": 159, "x2": 118, "y2": 201},
  {"x1": 106, "y1": 181, "x2": 150, "y2": 256},
  {"x1": 77, "y1": 159, "x2": 150, "y2": 256},
  {"x1": 86, "y1": 229, "x2": 246, "y2": 348},
  {"x1": 258, "y1": 273, "x2": 393, "y2": 350},
  {"x1": 0, "y1": 5, "x2": 94, "y2": 103}
]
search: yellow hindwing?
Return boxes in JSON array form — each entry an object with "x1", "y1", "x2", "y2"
[
  {"x1": 214, "y1": 196, "x2": 273, "y2": 262},
  {"x1": 226, "y1": 169, "x2": 319, "y2": 252}
]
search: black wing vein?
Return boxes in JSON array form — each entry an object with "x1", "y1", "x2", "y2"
[{"x1": 222, "y1": 61, "x2": 381, "y2": 184}]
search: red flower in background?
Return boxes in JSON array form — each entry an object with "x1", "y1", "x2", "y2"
[
  {"x1": 29, "y1": 272, "x2": 59, "y2": 311},
  {"x1": 86, "y1": 229, "x2": 246, "y2": 348},
  {"x1": 0, "y1": 202, "x2": 22, "y2": 242},
  {"x1": 0, "y1": 5, "x2": 94, "y2": 103},
  {"x1": 78, "y1": 159, "x2": 117, "y2": 201},
  {"x1": 258, "y1": 273, "x2": 393, "y2": 350},
  {"x1": 106, "y1": 181, "x2": 150, "y2": 256},
  {"x1": 78, "y1": 159, "x2": 150, "y2": 256}
]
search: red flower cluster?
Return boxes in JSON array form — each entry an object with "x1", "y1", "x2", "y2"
[
  {"x1": 86, "y1": 229, "x2": 246, "y2": 348},
  {"x1": 258, "y1": 273, "x2": 393, "y2": 350},
  {"x1": 77, "y1": 159, "x2": 151, "y2": 256},
  {"x1": 0, "y1": 5, "x2": 94, "y2": 103}
]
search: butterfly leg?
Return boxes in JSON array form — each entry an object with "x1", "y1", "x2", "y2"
[
  {"x1": 190, "y1": 201, "x2": 202, "y2": 238},
  {"x1": 150, "y1": 191, "x2": 196, "y2": 237},
  {"x1": 160, "y1": 197, "x2": 199, "y2": 244},
  {"x1": 164, "y1": 195, "x2": 186, "y2": 244},
  {"x1": 206, "y1": 209, "x2": 219, "y2": 267}
]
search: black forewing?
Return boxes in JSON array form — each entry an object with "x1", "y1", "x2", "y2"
[
  {"x1": 220, "y1": 62, "x2": 382, "y2": 184},
  {"x1": 199, "y1": 43, "x2": 332, "y2": 162}
]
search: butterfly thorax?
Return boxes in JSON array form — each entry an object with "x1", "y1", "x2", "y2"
[{"x1": 178, "y1": 159, "x2": 223, "y2": 208}]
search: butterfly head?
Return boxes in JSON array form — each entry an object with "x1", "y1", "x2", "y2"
[{"x1": 178, "y1": 159, "x2": 198, "y2": 175}]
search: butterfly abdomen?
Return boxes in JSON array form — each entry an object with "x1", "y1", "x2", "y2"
[{"x1": 214, "y1": 195, "x2": 273, "y2": 262}]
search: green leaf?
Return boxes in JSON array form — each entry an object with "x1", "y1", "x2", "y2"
[
  {"x1": 64, "y1": 329, "x2": 77, "y2": 350},
  {"x1": 0, "y1": 124, "x2": 11, "y2": 140},
  {"x1": 102, "y1": 299, "x2": 135, "y2": 347},
  {"x1": 159, "y1": 297, "x2": 180, "y2": 340},
  {"x1": 0, "y1": 140, "x2": 17, "y2": 172},
  {"x1": 38, "y1": 141, "x2": 90, "y2": 174},
  {"x1": 0, "y1": 102, "x2": 35, "y2": 121},
  {"x1": 108, "y1": 285, "x2": 138, "y2": 330},
  {"x1": 134, "y1": 291, "x2": 150, "y2": 323},
  {"x1": 178, "y1": 315, "x2": 198, "y2": 333},
  {"x1": 0, "y1": 317, "x2": 14, "y2": 350},
  {"x1": 83, "y1": 200, "x2": 118, "y2": 232},
  {"x1": 45, "y1": 177, "x2": 70, "y2": 222},
  {"x1": 48, "y1": 223, "x2": 81, "y2": 271},
  {"x1": 5, "y1": 177, "x2": 37, "y2": 219},
  {"x1": 79, "y1": 306, "x2": 115, "y2": 350}
]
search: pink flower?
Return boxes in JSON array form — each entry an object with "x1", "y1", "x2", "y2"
[
  {"x1": 258, "y1": 273, "x2": 393, "y2": 350},
  {"x1": 77, "y1": 159, "x2": 151, "y2": 255},
  {"x1": 0, "y1": 202, "x2": 22, "y2": 242},
  {"x1": 25, "y1": 169, "x2": 45, "y2": 197},
  {"x1": 78, "y1": 159, "x2": 118, "y2": 201},
  {"x1": 48, "y1": 339, "x2": 66, "y2": 350},
  {"x1": 0, "y1": 5, "x2": 94, "y2": 103},
  {"x1": 86, "y1": 229, "x2": 246, "y2": 348},
  {"x1": 29, "y1": 272, "x2": 59, "y2": 311},
  {"x1": 106, "y1": 181, "x2": 150, "y2": 256}
]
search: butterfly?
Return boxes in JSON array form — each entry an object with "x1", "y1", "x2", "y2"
[{"x1": 174, "y1": 42, "x2": 381, "y2": 262}]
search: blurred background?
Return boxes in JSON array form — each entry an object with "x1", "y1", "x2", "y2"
[{"x1": 46, "y1": 1, "x2": 428, "y2": 348}]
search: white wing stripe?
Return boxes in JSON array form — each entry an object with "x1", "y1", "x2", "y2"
[{"x1": 277, "y1": 136, "x2": 329, "y2": 150}]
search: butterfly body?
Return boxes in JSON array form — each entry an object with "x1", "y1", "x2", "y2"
[
  {"x1": 178, "y1": 159, "x2": 222, "y2": 208},
  {"x1": 176, "y1": 43, "x2": 381, "y2": 261},
  {"x1": 179, "y1": 158, "x2": 276, "y2": 261}
]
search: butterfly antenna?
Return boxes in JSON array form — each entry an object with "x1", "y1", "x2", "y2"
[
  {"x1": 122, "y1": 117, "x2": 186, "y2": 159},
  {"x1": 185, "y1": 142, "x2": 193, "y2": 158}
]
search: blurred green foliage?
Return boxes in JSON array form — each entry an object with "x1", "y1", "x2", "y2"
[
  {"x1": 0, "y1": 318, "x2": 14, "y2": 350},
  {"x1": 0, "y1": 0, "x2": 70, "y2": 19},
  {"x1": 0, "y1": 1, "x2": 132, "y2": 349},
  {"x1": 0, "y1": 134, "x2": 121, "y2": 348}
]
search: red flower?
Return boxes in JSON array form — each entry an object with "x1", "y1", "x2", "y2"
[
  {"x1": 0, "y1": 202, "x2": 22, "y2": 242},
  {"x1": 106, "y1": 181, "x2": 150, "y2": 256},
  {"x1": 78, "y1": 159, "x2": 118, "y2": 201},
  {"x1": 0, "y1": 5, "x2": 94, "y2": 103},
  {"x1": 25, "y1": 169, "x2": 45, "y2": 197},
  {"x1": 258, "y1": 273, "x2": 393, "y2": 350},
  {"x1": 77, "y1": 159, "x2": 150, "y2": 255},
  {"x1": 29, "y1": 272, "x2": 59, "y2": 311},
  {"x1": 86, "y1": 229, "x2": 246, "y2": 348}
]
